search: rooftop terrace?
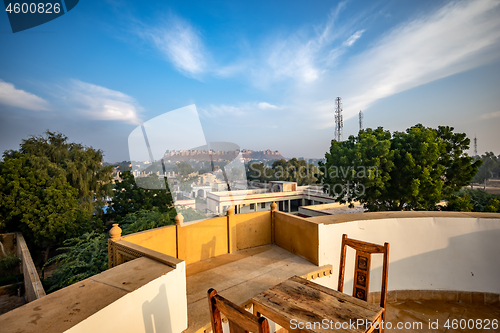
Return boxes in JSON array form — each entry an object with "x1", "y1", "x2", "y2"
[{"x1": 1, "y1": 206, "x2": 499, "y2": 333}]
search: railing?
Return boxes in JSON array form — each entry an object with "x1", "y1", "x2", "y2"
[
  {"x1": 109, "y1": 203, "x2": 324, "y2": 268},
  {"x1": 16, "y1": 233, "x2": 46, "y2": 302},
  {"x1": 110, "y1": 206, "x2": 274, "y2": 267},
  {"x1": 108, "y1": 237, "x2": 182, "y2": 269}
]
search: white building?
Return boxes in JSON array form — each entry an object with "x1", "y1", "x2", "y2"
[{"x1": 206, "y1": 181, "x2": 336, "y2": 215}]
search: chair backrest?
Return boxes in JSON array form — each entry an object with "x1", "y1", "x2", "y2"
[
  {"x1": 208, "y1": 288, "x2": 270, "y2": 333},
  {"x1": 337, "y1": 234, "x2": 389, "y2": 309}
]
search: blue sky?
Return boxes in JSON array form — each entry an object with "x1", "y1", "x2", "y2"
[{"x1": 1, "y1": 0, "x2": 500, "y2": 162}]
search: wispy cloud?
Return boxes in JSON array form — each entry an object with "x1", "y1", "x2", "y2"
[
  {"x1": 311, "y1": 0, "x2": 500, "y2": 127},
  {"x1": 139, "y1": 16, "x2": 207, "y2": 76},
  {"x1": 480, "y1": 110, "x2": 500, "y2": 120},
  {"x1": 252, "y1": 2, "x2": 361, "y2": 86},
  {"x1": 200, "y1": 104, "x2": 247, "y2": 118},
  {"x1": 258, "y1": 102, "x2": 280, "y2": 110},
  {"x1": 0, "y1": 80, "x2": 49, "y2": 111},
  {"x1": 343, "y1": 29, "x2": 365, "y2": 46},
  {"x1": 64, "y1": 80, "x2": 142, "y2": 125},
  {"x1": 200, "y1": 102, "x2": 282, "y2": 118}
]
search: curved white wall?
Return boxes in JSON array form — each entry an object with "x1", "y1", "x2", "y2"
[{"x1": 318, "y1": 217, "x2": 500, "y2": 294}]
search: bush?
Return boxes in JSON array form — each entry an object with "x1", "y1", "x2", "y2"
[
  {"x1": 444, "y1": 194, "x2": 473, "y2": 212},
  {"x1": 0, "y1": 253, "x2": 20, "y2": 277},
  {"x1": 43, "y1": 232, "x2": 108, "y2": 292},
  {"x1": 446, "y1": 188, "x2": 500, "y2": 212},
  {"x1": 120, "y1": 208, "x2": 176, "y2": 235}
]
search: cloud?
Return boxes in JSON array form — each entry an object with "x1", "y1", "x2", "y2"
[
  {"x1": 252, "y1": 2, "x2": 360, "y2": 86},
  {"x1": 200, "y1": 102, "x2": 283, "y2": 118},
  {"x1": 200, "y1": 104, "x2": 247, "y2": 118},
  {"x1": 0, "y1": 80, "x2": 50, "y2": 111},
  {"x1": 64, "y1": 80, "x2": 142, "y2": 125},
  {"x1": 480, "y1": 110, "x2": 500, "y2": 120},
  {"x1": 343, "y1": 29, "x2": 365, "y2": 46},
  {"x1": 140, "y1": 16, "x2": 207, "y2": 76},
  {"x1": 265, "y1": 37, "x2": 320, "y2": 83},
  {"x1": 311, "y1": 0, "x2": 500, "y2": 128}
]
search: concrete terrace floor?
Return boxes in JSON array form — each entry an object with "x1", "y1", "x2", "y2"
[
  {"x1": 185, "y1": 244, "x2": 500, "y2": 333},
  {"x1": 185, "y1": 245, "x2": 332, "y2": 333},
  {"x1": 386, "y1": 300, "x2": 500, "y2": 332}
]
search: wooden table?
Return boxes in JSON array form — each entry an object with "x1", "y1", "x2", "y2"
[{"x1": 251, "y1": 276, "x2": 384, "y2": 333}]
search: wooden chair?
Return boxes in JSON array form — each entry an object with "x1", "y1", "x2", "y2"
[
  {"x1": 208, "y1": 288, "x2": 270, "y2": 333},
  {"x1": 338, "y1": 234, "x2": 389, "y2": 333}
]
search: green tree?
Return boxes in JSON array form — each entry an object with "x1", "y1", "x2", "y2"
[
  {"x1": 110, "y1": 171, "x2": 174, "y2": 217},
  {"x1": 451, "y1": 188, "x2": 500, "y2": 212},
  {"x1": 175, "y1": 162, "x2": 195, "y2": 180},
  {"x1": 271, "y1": 158, "x2": 320, "y2": 185},
  {"x1": 0, "y1": 132, "x2": 112, "y2": 261},
  {"x1": 319, "y1": 124, "x2": 480, "y2": 211},
  {"x1": 246, "y1": 162, "x2": 271, "y2": 183},
  {"x1": 472, "y1": 152, "x2": 498, "y2": 183},
  {"x1": 319, "y1": 127, "x2": 394, "y2": 211},
  {"x1": 3, "y1": 131, "x2": 113, "y2": 217},
  {"x1": 445, "y1": 194, "x2": 473, "y2": 212},
  {"x1": 120, "y1": 208, "x2": 176, "y2": 234}
]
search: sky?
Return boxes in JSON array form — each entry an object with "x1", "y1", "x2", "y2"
[{"x1": 1, "y1": 0, "x2": 500, "y2": 162}]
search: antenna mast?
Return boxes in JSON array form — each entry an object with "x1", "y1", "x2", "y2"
[
  {"x1": 334, "y1": 97, "x2": 343, "y2": 141},
  {"x1": 474, "y1": 135, "x2": 477, "y2": 157},
  {"x1": 359, "y1": 110, "x2": 363, "y2": 132}
]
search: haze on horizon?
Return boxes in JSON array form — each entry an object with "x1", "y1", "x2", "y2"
[{"x1": 1, "y1": 0, "x2": 500, "y2": 162}]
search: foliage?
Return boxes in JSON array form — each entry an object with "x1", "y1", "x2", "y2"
[
  {"x1": 0, "y1": 274, "x2": 23, "y2": 287},
  {"x1": 319, "y1": 124, "x2": 481, "y2": 211},
  {"x1": 0, "y1": 132, "x2": 111, "y2": 258},
  {"x1": 2, "y1": 131, "x2": 113, "y2": 217},
  {"x1": 110, "y1": 171, "x2": 174, "y2": 217},
  {"x1": 485, "y1": 198, "x2": 500, "y2": 212},
  {"x1": 246, "y1": 162, "x2": 269, "y2": 183},
  {"x1": 177, "y1": 206, "x2": 208, "y2": 221},
  {"x1": 0, "y1": 253, "x2": 20, "y2": 276},
  {"x1": 271, "y1": 158, "x2": 320, "y2": 185},
  {"x1": 445, "y1": 194, "x2": 473, "y2": 212},
  {"x1": 119, "y1": 206, "x2": 207, "y2": 235},
  {"x1": 43, "y1": 232, "x2": 108, "y2": 292},
  {"x1": 43, "y1": 205, "x2": 206, "y2": 292},
  {"x1": 175, "y1": 162, "x2": 195, "y2": 180},
  {"x1": 246, "y1": 159, "x2": 320, "y2": 185},
  {"x1": 0, "y1": 154, "x2": 98, "y2": 255},
  {"x1": 446, "y1": 188, "x2": 500, "y2": 212},
  {"x1": 472, "y1": 152, "x2": 499, "y2": 183},
  {"x1": 120, "y1": 208, "x2": 176, "y2": 235}
]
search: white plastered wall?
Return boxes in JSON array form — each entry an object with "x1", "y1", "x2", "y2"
[
  {"x1": 65, "y1": 261, "x2": 187, "y2": 333},
  {"x1": 318, "y1": 217, "x2": 500, "y2": 294}
]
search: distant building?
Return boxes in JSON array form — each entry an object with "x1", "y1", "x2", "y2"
[{"x1": 206, "y1": 181, "x2": 335, "y2": 215}]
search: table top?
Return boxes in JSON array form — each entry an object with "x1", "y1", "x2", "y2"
[{"x1": 251, "y1": 276, "x2": 383, "y2": 333}]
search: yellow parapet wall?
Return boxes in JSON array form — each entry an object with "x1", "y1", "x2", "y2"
[
  {"x1": 177, "y1": 216, "x2": 228, "y2": 265},
  {"x1": 274, "y1": 211, "x2": 319, "y2": 265},
  {"x1": 122, "y1": 224, "x2": 177, "y2": 258},
  {"x1": 233, "y1": 211, "x2": 272, "y2": 252},
  {"x1": 121, "y1": 211, "x2": 274, "y2": 265},
  {"x1": 118, "y1": 208, "x2": 324, "y2": 267}
]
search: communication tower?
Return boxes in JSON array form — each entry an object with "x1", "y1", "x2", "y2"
[
  {"x1": 359, "y1": 110, "x2": 363, "y2": 132},
  {"x1": 334, "y1": 97, "x2": 343, "y2": 141},
  {"x1": 474, "y1": 135, "x2": 477, "y2": 157}
]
